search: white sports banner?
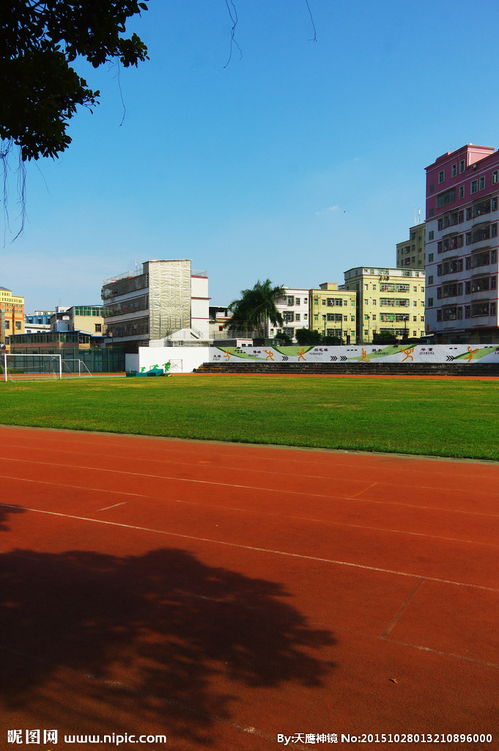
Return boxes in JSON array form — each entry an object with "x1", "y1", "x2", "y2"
[{"x1": 209, "y1": 344, "x2": 499, "y2": 365}]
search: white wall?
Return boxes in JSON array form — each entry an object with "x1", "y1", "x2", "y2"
[
  {"x1": 134, "y1": 346, "x2": 210, "y2": 373},
  {"x1": 191, "y1": 276, "x2": 210, "y2": 338}
]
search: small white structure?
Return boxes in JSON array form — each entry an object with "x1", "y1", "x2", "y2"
[
  {"x1": 126, "y1": 346, "x2": 210, "y2": 374},
  {"x1": 271, "y1": 288, "x2": 310, "y2": 341}
]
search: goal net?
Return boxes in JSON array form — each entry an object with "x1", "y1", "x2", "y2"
[
  {"x1": 1, "y1": 353, "x2": 62, "y2": 381},
  {"x1": 61, "y1": 359, "x2": 93, "y2": 377},
  {"x1": 168, "y1": 359, "x2": 183, "y2": 373}
]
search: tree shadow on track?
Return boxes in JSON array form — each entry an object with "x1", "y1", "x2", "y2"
[
  {"x1": 0, "y1": 504, "x2": 25, "y2": 531},
  {"x1": 0, "y1": 544, "x2": 335, "y2": 744}
]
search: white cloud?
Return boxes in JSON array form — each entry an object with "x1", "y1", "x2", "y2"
[{"x1": 315, "y1": 205, "x2": 341, "y2": 216}]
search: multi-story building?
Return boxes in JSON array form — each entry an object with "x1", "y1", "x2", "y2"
[
  {"x1": 51, "y1": 306, "x2": 105, "y2": 336},
  {"x1": 209, "y1": 306, "x2": 232, "y2": 339},
  {"x1": 309, "y1": 282, "x2": 357, "y2": 343},
  {"x1": 101, "y1": 260, "x2": 209, "y2": 351},
  {"x1": 425, "y1": 144, "x2": 499, "y2": 343},
  {"x1": 25, "y1": 310, "x2": 54, "y2": 334},
  {"x1": 396, "y1": 222, "x2": 426, "y2": 269},
  {"x1": 8, "y1": 331, "x2": 99, "y2": 353},
  {"x1": 343, "y1": 267, "x2": 425, "y2": 344},
  {"x1": 0, "y1": 287, "x2": 25, "y2": 343},
  {"x1": 271, "y1": 288, "x2": 310, "y2": 340}
]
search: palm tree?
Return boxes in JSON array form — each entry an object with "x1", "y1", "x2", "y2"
[{"x1": 226, "y1": 280, "x2": 286, "y2": 338}]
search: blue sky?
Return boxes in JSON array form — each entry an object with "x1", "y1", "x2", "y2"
[{"x1": 2, "y1": 0, "x2": 499, "y2": 311}]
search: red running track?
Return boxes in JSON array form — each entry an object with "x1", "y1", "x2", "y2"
[{"x1": 0, "y1": 425, "x2": 497, "y2": 750}]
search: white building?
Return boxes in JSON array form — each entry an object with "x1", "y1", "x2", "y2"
[
  {"x1": 271, "y1": 288, "x2": 310, "y2": 341},
  {"x1": 102, "y1": 260, "x2": 209, "y2": 351},
  {"x1": 425, "y1": 144, "x2": 499, "y2": 343}
]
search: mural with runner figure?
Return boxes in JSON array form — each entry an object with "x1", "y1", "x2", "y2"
[{"x1": 209, "y1": 344, "x2": 499, "y2": 364}]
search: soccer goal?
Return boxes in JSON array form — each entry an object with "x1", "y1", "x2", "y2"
[
  {"x1": 61, "y1": 359, "x2": 93, "y2": 377},
  {"x1": 1, "y1": 353, "x2": 62, "y2": 381},
  {"x1": 168, "y1": 359, "x2": 183, "y2": 373}
]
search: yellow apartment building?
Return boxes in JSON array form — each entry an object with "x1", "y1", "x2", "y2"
[
  {"x1": 309, "y1": 282, "x2": 357, "y2": 344},
  {"x1": 0, "y1": 287, "x2": 25, "y2": 343},
  {"x1": 343, "y1": 267, "x2": 425, "y2": 344},
  {"x1": 50, "y1": 305, "x2": 105, "y2": 336},
  {"x1": 396, "y1": 222, "x2": 425, "y2": 269}
]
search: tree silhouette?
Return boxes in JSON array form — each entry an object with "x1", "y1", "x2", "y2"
[
  {"x1": 1, "y1": 0, "x2": 149, "y2": 162},
  {"x1": 226, "y1": 280, "x2": 286, "y2": 338},
  {"x1": 0, "y1": 537, "x2": 335, "y2": 744}
]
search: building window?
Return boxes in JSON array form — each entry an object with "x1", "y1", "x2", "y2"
[
  {"x1": 428, "y1": 253, "x2": 434, "y2": 262},
  {"x1": 428, "y1": 231, "x2": 434, "y2": 241},
  {"x1": 471, "y1": 302, "x2": 490, "y2": 317},
  {"x1": 451, "y1": 164, "x2": 457, "y2": 177},
  {"x1": 437, "y1": 189, "x2": 455, "y2": 208},
  {"x1": 428, "y1": 298, "x2": 433, "y2": 307},
  {"x1": 95, "y1": 324, "x2": 102, "y2": 332},
  {"x1": 479, "y1": 176, "x2": 485, "y2": 190},
  {"x1": 471, "y1": 180, "x2": 478, "y2": 194},
  {"x1": 459, "y1": 186, "x2": 464, "y2": 199},
  {"x1": 438, "y1": 170, "x2": 445, "y2": 183},
  {"x1": 428, "y1": 276, "x2": 433, "y2": 284},
  {"x1": 493, "y1": 170, "x2": 498, "y2": 185},
  {"x1": 459, "y1": 159, "x2": 465, "y2": 173}
]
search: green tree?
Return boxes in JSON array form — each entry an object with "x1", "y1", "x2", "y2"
[
  {"x1": 373, "y1": 331, "x2": 397, "y2": 345},
  {"x1": 274, "y1": 331, "x2": 293, "y2": 345},
  {"x1": 1, "y1": 0, "x2": 149, "y2": 161},
  {"x1": 295, "y1": 328, "x2": 322, "y2": 345},
  {"x1": 226, "y1": 280, "x2": 285, "y2": 338}
]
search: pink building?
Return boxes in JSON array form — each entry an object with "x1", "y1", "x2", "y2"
[{"x1": 425, "y1": 144, "x2": 499, "y2": 343}]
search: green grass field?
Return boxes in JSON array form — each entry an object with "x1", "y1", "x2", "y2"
[{"x1": 0, "y1": 375, "x2": 498, "y2": 460}]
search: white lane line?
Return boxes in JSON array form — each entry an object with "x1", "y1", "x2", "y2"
[
  {"x1": 1, "y1": 468, "x2": 496, "y2": 545},
  {"x1": 0, "y1": 473, "x2": 147, "y2": 498},
  {"x1": 1, "y1": 503, "x2": 497, "y2": 594},
  {"x1": 0, "y1": 456, "x2": 393, "y2": 501},
  {"x1": 3, "y1": 486, "x2": 494, "y2": 547},
  {"x1": 172, "y1": 499, "x2": 499, "y2": 547},
  {"x1": 380, "y1": 580, "x2": 425, "y2": 638},
  {"x1": 3, "y1": 430, "x2": 498, "y2": 482},
  {"x1": 381, "y1": 637, "x2": 499, "y2": 670},
  {"x1": 2, "y1": 442, "x2": 499, "y2": 497},
  {"x1": 97, "y1": 502, "x2": 127, "y2": 513},
  {"x1": 0, "y1": 455, "x2": 498, "y2": 518}
]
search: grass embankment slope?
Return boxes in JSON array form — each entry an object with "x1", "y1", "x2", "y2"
[{"x1": 0, "y1": 375, "x2": 497, "y2": 460}]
